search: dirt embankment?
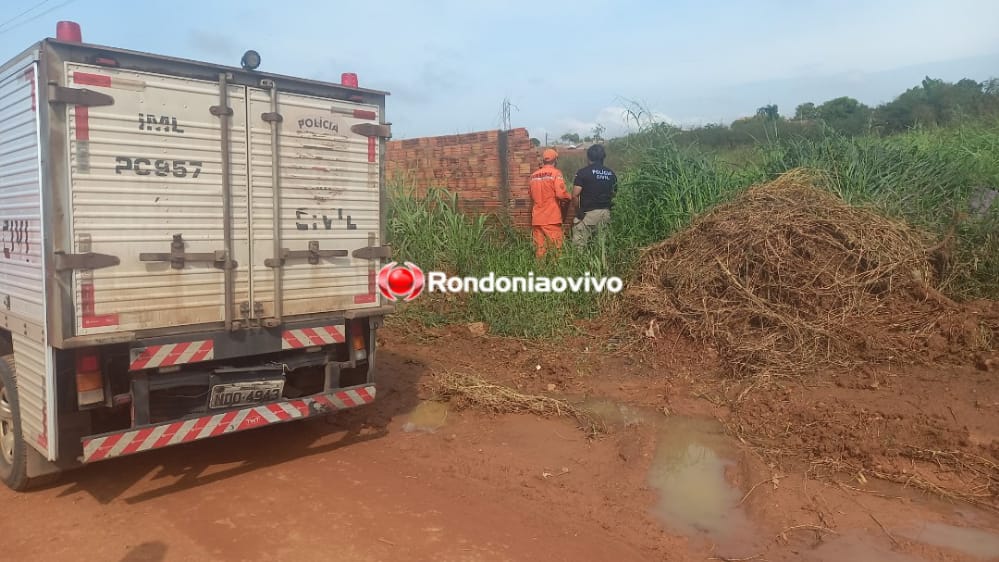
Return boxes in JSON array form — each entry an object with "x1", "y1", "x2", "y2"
[{"x1": 619, "y1": 169, "x2": 999, "y2": 511}]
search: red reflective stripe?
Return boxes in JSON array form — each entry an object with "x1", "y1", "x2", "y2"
[
  {"x1": 73, "y1": 72, "x2": 111, "y2": 88},
  {"x1": 324, "y1": 325, "x2": 345, "y2": 343},
  {"x1": 160, "y1": 341, "x2": 191, "y2": 367},
  {"x1": 80, "y1": 281, "x2": 119, "y2": 328},
  {"x1": 120, "y1": 428, "x2": 155, "y2": 455},
  {"x1": 188, "y1": 341, "x2": 213, "y2": 363},
  {"x1": 354, "y1": 386, "x2": 373, "y2": 402},
  {"x1": 70, "y1": 73, "x2": 107, "y2": 142},
  {"x1": 353, "y1": 109, "x2": 376, "y2": 120},
  {"x1": 130, "y1": 346, "x2": 160, "y2": 371},
  {"x1": 75, "y1": 105, "x2": 90, "y2": 140},
  {"x1": 291, "y1": 399, "x2": 310, "y2": 416},
  {"x1": 89, "y1": 433, "x2": 124, "y2": 462},
  {"x1": 80, "y1": 283, "x2": 95, "y2": 315},
  {"x1": 301, "y1": 327, "x2": 325, "y2": 346},
  {"x1": 209, "y1": 411, "x2": 239, "y2": 437},
  {"x1": 355, "y1": 270, "x2": 377, "y2": 303},
  {"x1": 283, "y1": 331, "x2": 304, "y2": 349},
  {"x1": 23, "y1": 68, "x2": 35, "y2": 111},
  {"x1": 338, "y1": 392, "x2": 356, "y2": 407},
  {"x1": 183, "y1": 416, "x2": 212, "y2": 442},
  {"x1": 266, "y1": 403, "x2": 291, "y2": 421},
  {"x1": 152, "y1": 422, "x2": 184, "y2": 449},
  {"x1": 313, "y1": 395, "x2": 334, "y2": 409},
  {"x1": 367, "y1": 137, "x2": 376, "y2": 162},
  {"x1": 238, "y1": 410, "x2": 269, "y2": 430}
]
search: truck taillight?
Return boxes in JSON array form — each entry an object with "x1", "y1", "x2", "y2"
[
  {"x1": 351, "y1": 322, "x2": 367, "y2": 360},
  {"x1": 75, "y1": 349, "x2": 105, "y2": 407}
]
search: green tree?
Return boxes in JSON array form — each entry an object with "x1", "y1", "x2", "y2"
[
  {"x1": 756, "y1": 104, "x2": 779, "y2": 120},
  {"x1": 530, "y1": 137, "x2": 541, "y2": 147},
  {"x1": 794, "y1": 102, "x2": 818, "y2": 120},
  {"x1": 559, "y1": 132, "x2": 580, "y2": 144},
  {"x1": 815, "y1": 96, "x2": 871, "y2": 135},
  {"x1": 592, "y1": 124, "x2": 605, "y2": 142}
]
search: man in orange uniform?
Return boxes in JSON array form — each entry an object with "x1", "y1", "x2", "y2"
[{"x1": 529, "y1": 148, "x2": 571, "y2": 258}]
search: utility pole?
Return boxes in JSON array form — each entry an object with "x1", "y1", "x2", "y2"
[{"x1": 500, "y1": 97, "x2": 518, "y2": 131}]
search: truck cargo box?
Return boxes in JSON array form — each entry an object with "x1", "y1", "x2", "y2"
[{"x1": 1, "y1": 38, "x2": 391, "y2": 347}]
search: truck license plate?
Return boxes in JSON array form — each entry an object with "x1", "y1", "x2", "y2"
[{"x1": 208, "y1": 380, "x2": 284, "y2": 409}]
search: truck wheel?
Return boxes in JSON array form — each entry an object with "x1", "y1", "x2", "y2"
[{"x1": 0, "y1": 355, "x2": 35, "y2": 491}]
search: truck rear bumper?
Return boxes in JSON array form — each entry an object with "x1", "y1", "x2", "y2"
[{"x1": 79, "y1": 383, "x2": 376, "y2": 463}]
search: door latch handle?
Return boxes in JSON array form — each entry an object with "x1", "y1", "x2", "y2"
[
  {"x1": 264, "y1": 240, "x2": 347, "y2": 267},
  {"x1": 139, "y1": 234, "x2": 236, "y2": 270}
]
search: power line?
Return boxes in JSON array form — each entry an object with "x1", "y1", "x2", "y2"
[
  {"x1": 0, "y1": 0, "x2": 54, "y2": 32},
  {"x1": 0, "y1": 0, "x2": 78, "y2": 36}
]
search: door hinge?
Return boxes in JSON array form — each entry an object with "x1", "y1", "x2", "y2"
[
  {"x1": 351, "y1": 245, "x2": 392, "y2": 260},
  {"x1": 53, "y1": 251, "x2": 120, "y2": 271},
  {"x1": 264, "y1": 240, "x2": 347, "y2": 267},
  {"x1": 48, "y1": 84, "x2": 114, "y2": 107},
  {"x1": 139, "y1": 234, "x2": 235, "y2": 270},
  {"x1": 350, "y1": 122, "x2": 392, "y2": 139}
]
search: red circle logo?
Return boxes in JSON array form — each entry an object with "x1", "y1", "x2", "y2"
[
  {"x1": 377, "y1": 262, "x2": 425, "y2": 302},
  {"x1": 387, "y1": 268, "x2": 415, "y2": 294}
]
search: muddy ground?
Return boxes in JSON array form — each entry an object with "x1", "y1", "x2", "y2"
[{"x1": 2, "y1": 319, "x2": 998, "y2": 561}]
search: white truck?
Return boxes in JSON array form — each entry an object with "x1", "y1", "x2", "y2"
[{"x1": 0, "y1": 22, "x2": 393, "y2": 490}]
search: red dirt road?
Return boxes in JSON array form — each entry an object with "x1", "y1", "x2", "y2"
[
  {"x1": 1, "y1": 346, "x2": 677, "y2": 562},
  {"x1": 2, "y1": 325, "x2": 998, "y2": 562}
]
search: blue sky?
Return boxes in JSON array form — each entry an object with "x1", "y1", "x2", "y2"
[{"x1": 2, "y1": 0, "x2": 998, "y2": 141}]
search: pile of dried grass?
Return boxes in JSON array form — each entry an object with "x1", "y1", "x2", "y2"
[
  {"x1": 628, "y1": 169, "x2": 953, "y2": 377},
  {"x1": 427, "y1": 372, "x2": 603, "y2": 433}
]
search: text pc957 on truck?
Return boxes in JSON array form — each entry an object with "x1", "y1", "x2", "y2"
[{"x1": 0, "y1": 21, "x2": 393, "y2": 490}]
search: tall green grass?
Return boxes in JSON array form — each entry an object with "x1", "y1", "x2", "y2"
[
  {"x1": 760, "y1": 123, "x2": 999, "y2": 297},
  {"x1": 386, "y1": 184, "x2": 614, "y2": 337},
  {"x1": 386, "y1": 122, "x2": 999, "y2": 338}
]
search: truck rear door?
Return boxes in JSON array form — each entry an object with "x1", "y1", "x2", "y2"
[
  {"x1": 66, "y1": 63, "x2": 383, "y2": 336},
  {"x1": 66, "y1": 62, "x2": 251, "y2": 335},
  {"x1": 245, "y1": 86, "x2": 382, "y2": 323}
]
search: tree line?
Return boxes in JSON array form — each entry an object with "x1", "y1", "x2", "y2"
[{"x1": 645, "y1": 76, "x2": 999, "y2": 150}]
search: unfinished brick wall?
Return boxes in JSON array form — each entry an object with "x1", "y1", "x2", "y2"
[{"x1": 386, "y1": 128, "x2": 547, "y2": 228}]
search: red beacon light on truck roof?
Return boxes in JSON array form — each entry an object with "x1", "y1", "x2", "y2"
[
  {"x1": 54, "y1": 21, "x2": 120, "y2": 67},
  {"x1": 56, "y1": 21, "x2": 82, "y2": 42},
  {"x1": 342, "y1": 72, "x2": 364, "y2": 101}
]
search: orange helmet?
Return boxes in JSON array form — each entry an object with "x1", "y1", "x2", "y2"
[{"x1": 542, "y1": 148, "x2": 558, "y2": 163}]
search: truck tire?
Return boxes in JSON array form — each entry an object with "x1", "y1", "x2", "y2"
[{"x1": 0, "y1": 354, "x2": 55, "y2": 491}]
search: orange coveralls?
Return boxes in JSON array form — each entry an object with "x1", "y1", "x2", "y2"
[{"x1": 529, "y1": 164, "x2": 570, "y2": 257}]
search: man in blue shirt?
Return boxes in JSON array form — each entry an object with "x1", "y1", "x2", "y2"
[{"x1": 571, "y1": 144, "x2": 617, "y2": 246}]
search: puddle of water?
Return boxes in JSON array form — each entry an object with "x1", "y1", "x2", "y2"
[
  {"x1": 647, "y1": 416, "x2": 754, "y2": 546},
  {"x1": 805, "y1": 531, "x2": 926, "y2": 562},
  {"x1": 578, "y1": 398, "x2": 755, "y2": 547},
  {"x1": 403, "y1": 401, "x2": 449, "y2": 433},
  {"x1": 578, "y1": 398, "x2": 648, "y2": 430},
  {"x1": 897, "y1": 522, "x2": 999, "y2": 560}
]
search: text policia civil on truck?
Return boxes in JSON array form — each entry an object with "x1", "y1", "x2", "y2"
[
  {"x1": 376, "y1": 262, "x2": 624, "y2": 302},
  {"x1": 0, "y1": 20, "x2": 393, "y2": 490}
]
